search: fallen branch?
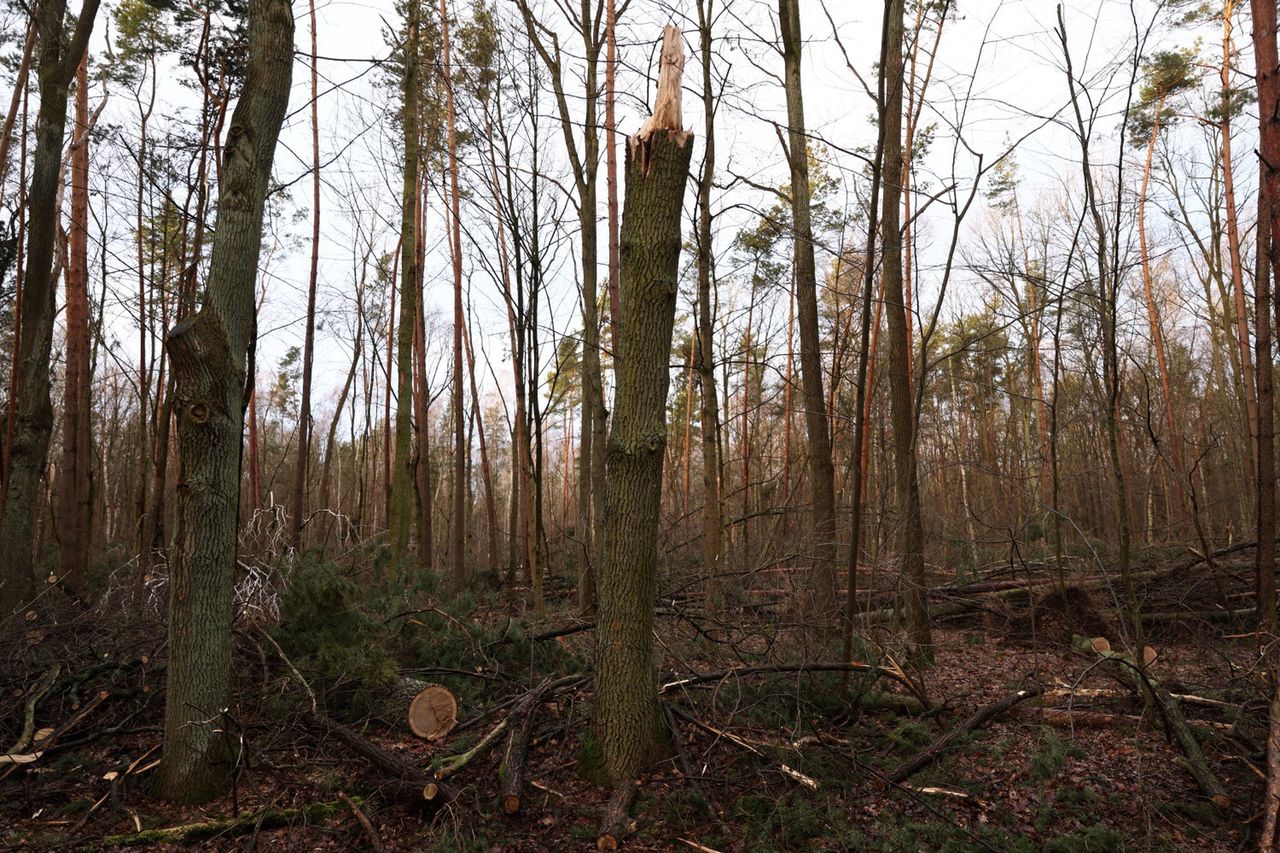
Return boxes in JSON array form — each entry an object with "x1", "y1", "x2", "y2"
[
  {"x1": 433, "y1": 718, "x2": 508, "y2": 780},
  {"x1": 0, "y1": 688, "x2": 109, "y2": 780},
  {"x1": 660, "y1": 662, "x2": 923, "y2": 706},
  {"x1": 101, "y1": 798, "x2": 357, "y2": 846},
  {"x1": 3, "y1": 665, "x2": 59, "y2": 754},
  {"x1": 1072, "y1": 635, "x2": 1230, "y2": 807},
  {"x1": 339, "y1": 791, "x2": 386, "y2": 853},
  {"x1": 885, "y1": 685, "x2": 1044, "y2": 784}
]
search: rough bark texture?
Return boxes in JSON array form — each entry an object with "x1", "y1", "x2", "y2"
[
  {"x1": 57, "y1": 55, "x2": 93, "y2": 593},
  {"x1": 1251, "y1": 0, "x2": 1279, "y2": 640},
  {"x1": 596, "y1": 30, "x2": 693, "y2": 784},
  {"x1": 881, "y1": 0, "x2": 931, "y2": 658},
  {"x1": 0, "y1": 0, "x2": 100, "y2": 613},
  {"x1": 157, "y1": 0, "x2": 293, "y2": 804},
  {"x1": 777, "y1": 0, "x2": 837, "y2": 615},
  {"x1": 390, "y1": 5, "x2": 420, "y2": 561}
]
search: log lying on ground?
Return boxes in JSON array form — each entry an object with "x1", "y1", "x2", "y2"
[
  {"x1": 1072, "y1": 635, "x2": 1230, "y2": 807},
  {"x1": 307, "y1": 705, "x2": 454, "y2": 811},
  {"x1": 101, "y1": 798, "x2": 357, "y2": 846},
  {"x1": 885, "y1": 685, "x2": 1044, "y2": 784},
  {"x1": 407, "y1": 684, "x2": 457, "y2": 740},
  {"x1": 1024, "y1": 706, "x2": 1233, "y2": 732},
  {"x1": 660, "y1": 662, "x2": 927, "y2": 708},
  {"x1": 376, "y1": 677, "x2": 456, "y2": 738},
  {"x1": 499, "y1": 683, "x2": 548, "y2": 815}
]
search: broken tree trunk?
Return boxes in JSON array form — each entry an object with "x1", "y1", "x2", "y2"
[
  {"x1": 595, "y1": 22, "x2": 693, "y2": 788},
  {"x1": 1072, "y1": 635, "x2": 1229, "y2": 807}
]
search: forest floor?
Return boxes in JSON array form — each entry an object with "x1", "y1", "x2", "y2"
[{"x1": 0, "y1": 545, "x2": 1270, "y2": 851}]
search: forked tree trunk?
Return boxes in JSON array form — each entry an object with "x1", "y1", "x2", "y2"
[
  {"x1": 0, "y1": 0, "x2": 101, "y2": 614},
  {"x1": 595, "y1": 25, "x2": 692, "y2": 786},
  {"x1": 778, "y1": 0, "x2": 837, "y2": 616},
  {"x1": 157, "y1": 0, "x2": 292, "y2": 804}
]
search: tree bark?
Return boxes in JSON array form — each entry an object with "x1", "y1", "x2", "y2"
[
  {"x1": 694, "y1": 0, "x2": 723, "y2": 612},
  {"x1": 156, "y1": 0, "x2": 293, "y2": 803},
  {"x1": 778, "y1": 0, "x2": 837, "y2": 616},
  {"x1": 596, "y1": 26, "x2": 692, "y2": 785},
  {"x1": 57, "y1": 54, "x2": 93, "y2": 594},
  {"x1": 0, "y1": 0, "x2": 101, "y2": 613},
  {"x1": 442, "y1": 0, "x2": 467, "y2": 588},
  {"x1": 290, "y1": 0, "x2": 324, "y2": 551},
  {"x1": 881, "y1": 0, "x2": 931, "y2": 659},
  {"x1": 390, "y1": 5, "x2": 420, "y2": 560}
]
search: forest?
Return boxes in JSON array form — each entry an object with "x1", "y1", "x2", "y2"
[{"x1": 2, "y1": 0, "x2": 1280, "y2": 848}]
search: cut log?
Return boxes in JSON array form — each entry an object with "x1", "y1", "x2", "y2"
[
  {"x1": 885, "y1": 685, "x2": 1044, "y2": 784},
  {"x1": 311, "y1": 712, "x2": 454, "y2": 811},
  {"x1": 1072, "y1": 635, "x2": 1230, "y2": 807},
  {"x1": 499, "y1": 687, "x2": 545, "y2": 815},
  {"x1": 408, "y1": 684, "x2": 458, "y2": 740}
]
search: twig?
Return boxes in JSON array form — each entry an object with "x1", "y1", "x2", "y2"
[{"x1": 338, "y1": 791, "x2": 385, "y2": 853}]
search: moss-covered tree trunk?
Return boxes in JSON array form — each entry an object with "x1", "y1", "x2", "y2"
[
  {"x1": 157, "y1": 0, "x2": 293, "y2": 804},
  {"x1": 595, "y1": 27, "x2": 692, "y2": 786},
  {"x1": 0, "y1": 0, "x2": 100, "y2": 613}
]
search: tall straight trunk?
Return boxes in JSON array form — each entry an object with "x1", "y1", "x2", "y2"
[
  {"x1": 463, "y1": 316, "x2": 497, "y2": 572},
  {"x1": 411, "y1": 227, "x2": 433, "y2": 569},
  {"x1": 157, "y1": 0, "x2": 292, "y2": 803},
  {"x1": 442, "y1": 0, "x2": 467, "y2": 588},
  {"x1": 134, "y1": 62, "x2": 155, "y2": 558},
  {"x1": 1, "y1": 80, "x2": 27, "y2": 498},
  {"x1": 1251, "y1": 0, "x2": 1278, "y2": 641},
  {"x1": 605, "y1": 0, "x2": 621, "y2": 344},
  {"x1": 778, "y1": 0, "x2": 837, "y2": 614},
  {"x1": 694, "y1": 0, "x2": 722, "y2": 610},
  {"x1": 1135, "y1": 97, "x2": 1188, "y2": 523},
  {"x1": 1256, "y1": 0, "x2": 1280, "y2": 843},
  {"x1": 290, "y1": 0, "x2": 323, "y2": 550},
  {"x1": 390, "y1": 6, "x2": 419, "y2": 558},
  {"x1": 57, "y1": 54, "x2": 93, "y2": 593},
  {"x1": 383, "y1": 247, "x2": 397, "y2": 530},
  {"x1": 596, "y1": 27, "x2": 692, "y2": 784},
  {"x1": 842, "y1": 5, "x2": 889, "y2": 665},
  {"x1": 1221, "y1": 1, "x2": 1256, "y2": 476},
  {"x1": 320, "y1": 289, "x2": 362, "y2": 552},
  {"x1": 0, "y1": 0, "x2": 100, "y2": 614},
  {"x1": 882, "y1": 0, "x2": 931, "y2": 659}
]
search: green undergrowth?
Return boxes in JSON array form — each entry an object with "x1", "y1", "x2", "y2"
[{"x1": 270, "y1": 558, "x2": 582, "y2": 721}]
